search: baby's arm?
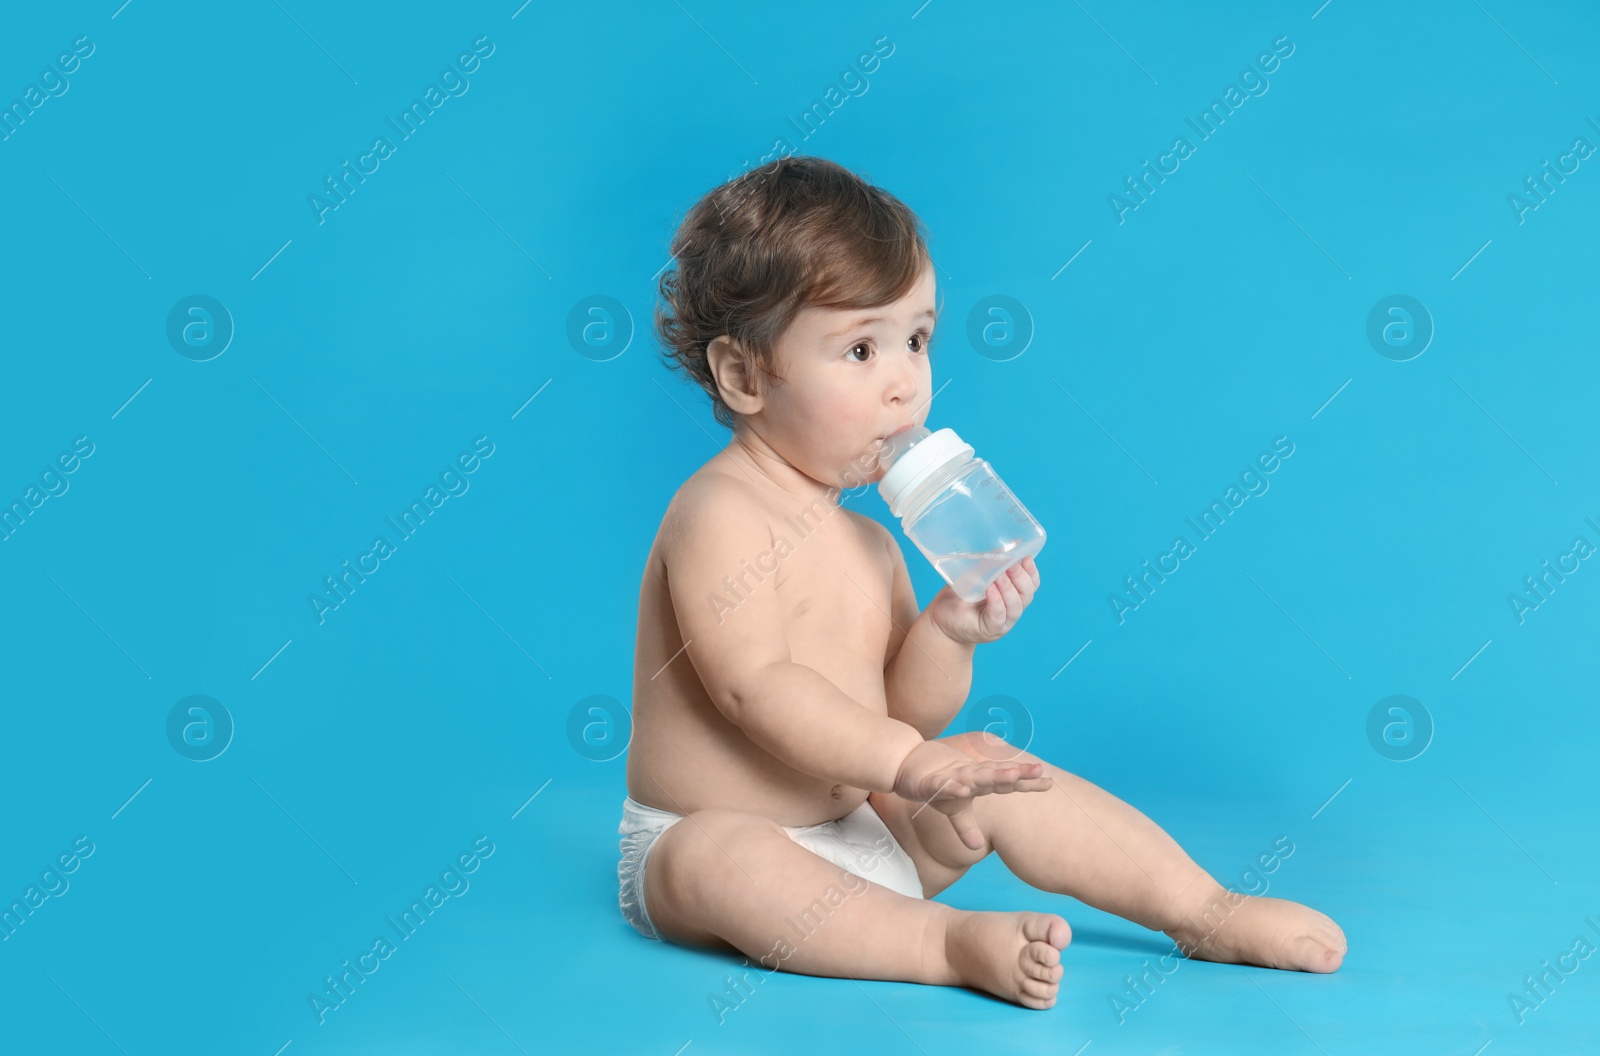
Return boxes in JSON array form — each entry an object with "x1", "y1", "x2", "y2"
[
  {"x1": 875, "y1": 521, "x2": 975, "y2": 741},
  {"x1": 665, "y1": 478, "x2": 923, "y2": 793}
]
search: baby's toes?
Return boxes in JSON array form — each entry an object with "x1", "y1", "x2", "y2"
[
  {"x1": 1309, "y1": 914, "x2": 1347, "y2": 950},
  {"x1": 1022, "y1": 912, "x2": 1071, "y2": 953},
  {"x1": 1020, "y1": 976, "x2": 1059, "y2": 1008},
  {"x1": 1292, "y1": 935, "x2": 1344, "y2": 972},
  {"x1": 1304, "y1": 907, "x2": 1339, "y2": 933},
  {"x1": 1021, "y1": 941, "x2": 1064, "y2": 982},
  {"x1": 1291, "y1": 921, "x2": 1347, "y2": 972}
]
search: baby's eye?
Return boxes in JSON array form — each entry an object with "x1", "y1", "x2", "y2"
[
  {"x1": 911, "y1": 330, "x2": 932, "y2": 354},
  {"x1": 846, "y1": 342, "x2": 873, "y2": 363}
]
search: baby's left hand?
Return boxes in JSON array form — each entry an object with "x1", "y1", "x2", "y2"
[{"x1": 927, "y1": 555, "x2": 1039, "y2": 645}]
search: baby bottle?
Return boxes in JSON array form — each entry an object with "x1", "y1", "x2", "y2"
[{"x1": 875, "y1": 425, "x2": 1047, "y2": 602}]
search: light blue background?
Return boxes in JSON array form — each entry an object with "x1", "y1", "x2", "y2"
[{"x1": 1, "y1": 1, "x2": 1596, "y2": 1053}]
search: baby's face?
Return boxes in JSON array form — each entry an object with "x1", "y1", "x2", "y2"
[{"x1": 759, "y1": 260, "x2": 937, "y2": 490}]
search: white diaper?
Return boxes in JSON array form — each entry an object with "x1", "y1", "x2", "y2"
[{"x1": 616, "y1": 794, "x2": 925, "y2": 941}]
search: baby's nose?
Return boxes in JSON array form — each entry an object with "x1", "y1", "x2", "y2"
[{"x1": 887, "y1": 364, "x2": 918, "y2": 404}]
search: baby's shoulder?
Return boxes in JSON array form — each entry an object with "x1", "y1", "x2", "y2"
[
  {"x1": 667, "y1": 463, "x2": 766, "y2": 517},
  {"x1": 659, "y1": 466, "x2": 774, "y2": 558}
]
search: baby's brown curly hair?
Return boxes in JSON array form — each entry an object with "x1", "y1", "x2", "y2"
[{"x1": 654, "y1": 156, "x2": 932, "y2": 431}]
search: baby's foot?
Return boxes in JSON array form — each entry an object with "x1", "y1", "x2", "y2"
[
  {"x1": 942, "y1": 910, "x2": 1071, "y2": 1009},
  {"x1": 1166, "y1": 893, "x2": 1346, "y2": 973}
]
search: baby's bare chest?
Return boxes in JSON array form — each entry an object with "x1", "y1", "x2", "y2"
[{"x1": 757, "y1": 506, "x2": 894, "y2": 673}]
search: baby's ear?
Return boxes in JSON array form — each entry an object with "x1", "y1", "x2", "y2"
[{"x1": 707, "y1": 335, "x2": 765, "y2": 414}]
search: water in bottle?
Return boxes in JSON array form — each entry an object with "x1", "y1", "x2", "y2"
[{"x1": 875, "y1": 426, "x2": 1046, "y2": 602}]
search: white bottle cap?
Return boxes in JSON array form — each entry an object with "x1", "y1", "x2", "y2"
[{"x1": 877, "y1": 427, "x2": 973, "y2": 515}]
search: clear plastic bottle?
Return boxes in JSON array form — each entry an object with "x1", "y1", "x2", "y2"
[{"x1": 876, "y1": 425, "x2": 1047, "y2": 602}]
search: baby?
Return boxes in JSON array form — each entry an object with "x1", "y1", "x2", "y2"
[{"x1": 619, "y1": 156, "x2": 1346, "y2": 1010}]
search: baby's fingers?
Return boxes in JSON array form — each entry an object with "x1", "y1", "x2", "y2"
[
  {"x1": 956, "y1": 760, "x2": 1043, "y2": 796},
  {"x1": 982, "y1": 770, "x2": 1053, "y2": 796},
  {"x1": 988, "y1": 768, "x2": 1049, "y2": 796},
  {"x1": 943, "y1": 802, "x2": 986, "y2": 851},
  {"x1": 923, "y1": 773, "x2": 971, "y2": 802},
  {"x1": 1000, "y1": 764, "x2": 1053, "y2": 795},
  {"x1": 946, "y1": 762, "x2": 1005, "y2": 797},
  {"x1": 1011, "y1": 775, "x2": 1054, "y2": 793}
]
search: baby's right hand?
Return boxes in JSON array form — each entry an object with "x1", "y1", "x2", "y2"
[{"x1": 892, "y1": 739, "x2": 1052, "y2": 851}]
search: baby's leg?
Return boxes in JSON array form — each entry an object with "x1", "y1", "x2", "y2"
[
  {"x1": 642, "y1": 806, "x2": 1072, "y2": 1009},
  {"x1": 916, "y1": 733, "x2": 1346, "y2": 973}
]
